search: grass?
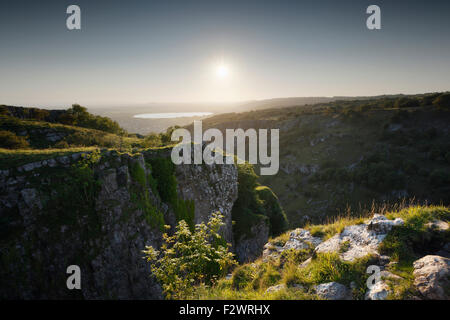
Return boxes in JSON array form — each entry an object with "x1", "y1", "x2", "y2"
[
  {"x1": 191, "y1": 251, "x2": 375, "y2": 300},
  {"x1": 191, "y1": 204, "x2": 450, "y2": 300},
  {"x1": 306, "y1": 216, "x2": 365, "y2": 240},
  {"x1": 380, "y1": 205, "x2": 449, "y2": 262},
  {"x1": 189, "y1": 280, "x2": 319, "y2": 300},
  {"x1": 0, "y1": 147, "x2": 99, "y2": 169},
  {"x1": 269, "y1": 232, "x2": 290, "y2": 246},
  {"x1": 379, "y1": 205, "x2": 450, "y2": 299}
]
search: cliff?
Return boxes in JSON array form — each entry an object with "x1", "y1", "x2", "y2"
[{"x1": 0, "y1": 148, "x2": 239, "y2": 299}]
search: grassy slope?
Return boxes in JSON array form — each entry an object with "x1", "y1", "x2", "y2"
[
  {"x1": 199, "y1": 99, "x2": 450, "y2": 227},
  {"x1": 192, "y1": 205, "x2": 449, "y2": 300},
  {"x1": 0, "y1": 116, "x2": 142, "y2": 149}
]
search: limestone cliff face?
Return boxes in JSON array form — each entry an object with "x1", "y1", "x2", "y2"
[
  {"x1": 0, "y1": 149, "x2": 238, "y2": 299},
  {"x1": 235, "y1": 219, "x2": 270, "y2": 263}
]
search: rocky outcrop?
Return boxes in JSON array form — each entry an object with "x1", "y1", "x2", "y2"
[
  {"x1": 413, "y1": 255, "x2": 450, "y2": 300},
  {"x1": 0, "y1": 149, "x2": 239, "y2": 299},
  {"x1": 173, "y1": 159, "x2": 238, "y2": 244},
  {"x1": 265, "y1": 284, "x2": 286, "y2": 293},
  {"x1": 262, "y1": 228, "x2": 321, "y2": 261},
  {"x1": 365, "y1": 281, "x2": 391, "y2": 300},
  {"x1": 315, "y1": 214, "x2": 404, "y2": 262},
  {"x1": 235, "y1": 219, "x2": 270, "y2": 263},
  {"x1": 314, "y1": 282, "x2": 351, "y2": 300}
]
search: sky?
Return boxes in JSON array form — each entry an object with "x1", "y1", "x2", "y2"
[{"x1": 0, "y1": 0, "x2": 449, "y2": 107}]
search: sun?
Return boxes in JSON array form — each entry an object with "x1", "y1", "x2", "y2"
[{"x1": 216, "y1": 64, "x2": 229, "y2": 78}]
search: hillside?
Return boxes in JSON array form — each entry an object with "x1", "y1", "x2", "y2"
[
  {"x1": 1, "y1": 96, "x2": 449, "y2": 300},
  {"x1": 192, "y1": 205, "x2": 449, "y2": 300},
  {"x1": 195, "y1": 92, "x2": 450, "y2": 227},
  {"x1": 0, "y1": 106, "x2": 285, "y2": 298}
]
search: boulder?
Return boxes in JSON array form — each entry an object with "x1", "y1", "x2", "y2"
[
  {"x1": 425, "y1": 220, "x2": 449, "y2": 232},
  {"x1": 284, "y1": 228, "x2": 322, "y2": 250},
  {"x1": 315, "y1": 214, "x2": 404, "y2": 262},
  {"x1": 235, "y1": 219, "x2": 270, "y2": 263},
  {"x1": 265, "y1": 284, "x2": 286, "y2": 293},
  {"x1": 365, "y1": 280, "x2": 391, "y2": 300},
  {"x1": 367, "y1": 214, "x2": 404, "y2": 234},
  {"x1": 413, "y1": 255, "x2": 450, "y2": 300},
  {"x1": 262, "y1": 228, "x2": 321, "y2": 261},
  {"x1": 314, "y1": 282, "x2": 351, "y2": 300}
]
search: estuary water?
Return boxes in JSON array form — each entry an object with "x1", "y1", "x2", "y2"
[{"x1": 133, "y1": 112, "x2": 213, "y2": 119}]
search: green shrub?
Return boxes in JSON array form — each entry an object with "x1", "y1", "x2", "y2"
[
  {"x1": 129, "y1": 160, "x2": 165, "y2": 230},
  {"x1": 147, "y1": 157, "x2": 195, "y2": 229},
  {"x1": 256, "y1": 186, "x2": 288, "y2": 236},
  {"x1": 380, "y1": 206, "x2": 450, "y2": 262},
  {"x1": 143, "y1": 212, "x2": 237, "y2": 299},
  {"x1": 433, "y1": 93, "x2": 450, "y2": 110},
  {"x1": 232, "y1": 163, "x2": 288, "y2": 241},
  {"x1": 31, "y1": 108, "x2": 49, "y2": 121},
  {"x1": 232, "y1": 264, "x2": 255, "y2": 289},
  {"x1": 148, "y1": 158, "x2": 177, "y2": 203},
  {"x1": 0, "y1": 131, "x2": 29, "y2": 149},
  {"x1": 64, "y1": 104, "x2": 125, "y2": 135},
  {"x1": 394, "y1": 97, "x2": 419, "y2": 109},
  {"x1": 354, "y1": 161, "x2": 406, "y2": 191},
  {"x1": 251, "y1": 263, "x2": 281, "y2": 290},
  {"x1": 294, "y1": 252, "x2": 375, "y2": 299},
  {"x1": 130, "y1": 161, "x2": 146, "y2": 187}
]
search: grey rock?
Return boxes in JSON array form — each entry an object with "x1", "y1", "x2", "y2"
[
  {"x1": 365, "y1": 281, "x2": 391, "y2": 300},
  {"x1": 425, "y1": 220, "x2": 449, "y2": 231},
  {"x1": 413, "y1": 255, "x2": 450, "y2": 300},
  {"x1": 235, "y1": 218, "x2": 270, "y2": 263},
  {"x1": 0, "y1": 149, "x2": 240, "y2": 300},
  {"x1": 265, "y1": 284, "x2": 286, "y2": 293},
  {"x1": 314, "y1": 282, "x2": 351, "y2": 300},
  {"x1": 262, "y1": 228, "x2": 321, "y2": 261},
  {"x1": 20, "y1": 188, "x2": 42, "y2": 209},
  {"x1": 315, "y1": 214, "x2": 404, "y2": 262}
]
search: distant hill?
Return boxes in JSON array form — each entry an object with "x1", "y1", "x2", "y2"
[
  {"x1": 88, "y1": 94, "x2": 426, "y2": 134},
  {"x1": 191, "y1": 92, "x2": 450, "y2": 227}
]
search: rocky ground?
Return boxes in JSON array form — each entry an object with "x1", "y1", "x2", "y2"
[{"x1": 196, "y1": 206, "x2": 449, "y2": 300}]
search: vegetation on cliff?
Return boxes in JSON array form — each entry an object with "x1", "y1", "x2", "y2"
[
  {"x1": 143, "y1": 212, "x2": 237, "y2": 299},
  {"x1": 232, "y1": 163, "x2": 288, "y2": 242}
]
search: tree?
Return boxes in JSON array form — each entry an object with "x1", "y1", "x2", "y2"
[
  {"x1": 433, "y1": 93, "x2": 450, "y2": 110},
  {"x1": 0, "y1": 130, "x2": 29, "y2": 149},
  {"x1": 143, "y1": 212, "x2": 236, "y2": 299},
  {"x1": 31, "y1": 108, "x2": 50, "y2": 121}
]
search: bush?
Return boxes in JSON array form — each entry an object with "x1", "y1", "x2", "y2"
[
  {"x1": 256, "y1": 186, "x2": 288, "y2": 236},
  {"x1": 380, "y1": 206, "x2": 450, "y2": 262},
  {"x1": 232, "y1": 265, "x2": 254, "y2": 289},
  {"x1": 146, "y1": 157, "x2": 195, "y2": 229},
  {"x1": 63, "y1": 104, "x2": 125, "y2": 135},
  {"x1": 429, "y1": 169, "x2": 450, "y2": 187},
  {"x1": 394, "y1": 97, "x2": 419, "y2": 109},
  {"x1": 31, "y1": 108, "x2": 49, "y2": 121},
  {"x1": 432, "y1": 93, "x2": 450, "y2": 110},
  {"x1": 148, "y1": 158, "x2": 177, "y2": 203},
  {"x1": 251, "y1": 263, "x2": 281, "y2": 290},
  {"x1": 354, "y1": 161, "x2": 406, "y2": 191},
  {"x1": 0, "y1": 131, "x2": 29, "y2": 149},
  {"x1": 232, "y1": 163, "x2": 288, "y2": 240},
  {"x1": 143, "y1": 212, "x2": 237, "y2": 299}
]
